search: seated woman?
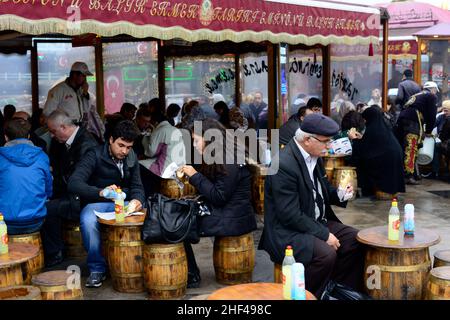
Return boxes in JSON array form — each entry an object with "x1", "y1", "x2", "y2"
[
  {"x1": 179, "y1": 119, "x2": 257, "y2": 288},
  {"x1": 350, "y1": 106, "x2": 405, "y2": 197}
]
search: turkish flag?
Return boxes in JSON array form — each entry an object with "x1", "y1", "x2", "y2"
[{"x1": 104, "y1": 69, "x2": 125, "y2": 114}]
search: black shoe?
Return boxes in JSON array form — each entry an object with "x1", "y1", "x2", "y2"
[
  {"x1": 187, "y1": 272, "x2": 201, "y2": 289},
  {"x1": 45, "y1": 251, "x2": 64, "y2": 268},
  {"x1": 405, "y1": 177, "x2": 420, "y2": 185},
  {"x1": 85, "y1": 272, "x2": 106, "y2": 288}
]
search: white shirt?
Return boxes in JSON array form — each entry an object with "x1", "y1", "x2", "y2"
[
  {"x1": 294, "y1": 139, "x2": 325, "y2": 221},
  {"x1": 65, "y1": 126, "x2": 80, "y2": 149}
]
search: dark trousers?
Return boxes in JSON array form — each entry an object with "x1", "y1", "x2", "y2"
[
  {"x1": 41, "y1": 198, "x2": 78, "y2": 257},
  {"x1": 184, "y1": 242, "x2": 200, "y2": 276},
  {"x1": 305, "y1": 220, "x2": 366, "y2": 299}
]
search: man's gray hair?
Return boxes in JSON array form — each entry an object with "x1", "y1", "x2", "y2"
[
  {"x1": 47, "y1": 109, "x2": 76, "y2": 127},
  {"x1": 294, "y1": 128, "x2": 312, "y2": 143}
]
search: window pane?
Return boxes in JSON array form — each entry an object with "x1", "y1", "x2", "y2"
[
  {"x1": 0, "y1": 52, "x2": 32, "y2": 115},
  {"x1": 103, "y1": 41, "x2": 158, "y2": 114},
  {"x1": 37, "y1": 42, "x2": 96, "y2": 110},
  {"x1": 287, "y1": 48, "x2": 323, "y2": 121},
  {"x1": 421, "y1": 39, "x2": 450, "y2": 101}
]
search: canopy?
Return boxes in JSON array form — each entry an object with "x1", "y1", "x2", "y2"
[
  {"x1": 0, "y1": 0, "x2": 380, "y2": 45},
  {"x1": 414, "y1": 23, "x2": 450, "y2": 37}
]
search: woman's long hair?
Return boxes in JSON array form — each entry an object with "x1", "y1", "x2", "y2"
[{"x1": 189, "y1": 118, "x2": 248, "y2": 180}]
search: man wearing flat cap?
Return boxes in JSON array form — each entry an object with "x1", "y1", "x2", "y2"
[
  {"x1": 43, "y1": 61, "x2": 94, "y2": 125},
  {"x1": 259, "y1": 113, "x2": 365, "y2": 298}
]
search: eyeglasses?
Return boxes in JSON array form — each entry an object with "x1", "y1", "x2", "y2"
[{"x1": 309, "y1": 135, "x2": 331, "y2": 145}]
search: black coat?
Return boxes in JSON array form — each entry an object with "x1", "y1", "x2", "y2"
[
  {"x1": 49, "y1": 127, "x2": 98, "y2": 198},
  {"x1": 189, "y1": 164, "x2": 257, "y2": 237},
  {"x1": 258, "y1": 140, "x2": 346, "y2": 265},
  {"x1": 67, "y1": 144, "x2": 145, "y2": 206},
  {"x1": 396, "y1": 79, "x2": 421, "y2": 109},
  {"x1": 279, "y1": 116, "x2": 301, "y2": 145}
]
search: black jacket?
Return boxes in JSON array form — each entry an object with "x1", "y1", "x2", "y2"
[
  {"x1": 67, "y1": 144, "x2": 145, "y2": 206},
  {"x1": 279, "y1": 115, "x2": 301, "y2": 145},
  {"x1": 398, "y1": 90, "x2": 438, "y2": 134},
  {"x1": 258, "y1": 140, "x2": 346, "y2": 265},
  {"x1": 49, "y1": 127, "x2": 98, "y2": 198},
  {"x1": 395, "y1": 79, "x2": 421, "y2": 109},
  {"x1": 189, "y1": 164, "x2": 257, "y2": 237}
]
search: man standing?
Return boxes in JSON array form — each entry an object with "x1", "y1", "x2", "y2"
[
  {"x1": 396, "y1": 81, "x2": 439, "y2": 185},
  {"x1": 249, "y1": 91, "x2": 268, "y2": 131},
  {"x1": 259, "y1": 113, "x2": 365, "y2": 298},
  {"x1": 395, "y1": 69, "x2": 421, "y2": 111},
  {"x1": 43, "y1": 61, "x2": 93, "y2": 124},
  {"x1": 68, "y1": 120, "x2": 145, "y2": 288},
  {"x1": 42, "y1": 110, "x2": 98, "y2": 266}
]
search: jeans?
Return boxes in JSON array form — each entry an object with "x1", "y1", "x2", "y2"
[{"x1": 80, "y1": 202, "x2": 115, "y2": 274}]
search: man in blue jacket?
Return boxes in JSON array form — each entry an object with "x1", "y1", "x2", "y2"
[{"x1": 0, "y1": 118, "x2": 52, "y2": 234}]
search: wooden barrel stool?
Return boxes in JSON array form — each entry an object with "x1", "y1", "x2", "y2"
[
  {"x1": 323, "y1": 154, "x2": 345, "y2": 181},
  {"x1": 143, "y1": 243, "x2": 187, "y2": 300},
  {"x1": 0, "y1": 285, "x2": 41, "y2": 300},
  {"x1": 100, "y1": 224, "x2": 109, "y2": 264},
  {"x1": 426, "y1": 266, "x2": 450, "y2": 300},
  {"x1": 332, "y1": 166, "x2": 357, "y2": 200},
  {"x1": 31, "y1": 270, "x2": 83, "y2": 300},
  {"x1": 160, "y1": 178, "x2": 197, "y2": 199},
  {"x1": 433, "y1": 250, "x2": 450, "y2": 268},
  {"x1": 274, "y1": 263, "x2": 282, "y2": 284},
  {"x1": 62, "y1": 221, "x2": 86, "y2": 258},
  {"x1": 8, "y1": 232, "x2": 44, "y2": 284},
  {"x1": 1, "y1": 243, "x2": 39, "y2": 288},
  {"x1": 213, "y1": 233, "x2": 255, "y2": 285},
  {"x1": 248, "y1": 164, "x2": 268, "y2": 216},
  {"x1": 106, "y1": 224, "x2": 144, "y2": 293}
]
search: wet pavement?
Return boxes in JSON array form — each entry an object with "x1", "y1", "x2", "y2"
[{"x1": 44, "y1": 178, "x2": 450, "y2": 300}]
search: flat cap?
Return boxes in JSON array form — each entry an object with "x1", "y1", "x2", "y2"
[{"x1": 300, "y1": 113, "x2": 339, "y2": 137}]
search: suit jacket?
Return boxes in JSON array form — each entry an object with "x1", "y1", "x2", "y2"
[{"x1": 258, "y1": 139, "x2": 346, "y2": 265}]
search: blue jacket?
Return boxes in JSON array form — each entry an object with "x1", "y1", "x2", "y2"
[{"x1": 0, "y1": 139, "x2": 52, "y2": 227}]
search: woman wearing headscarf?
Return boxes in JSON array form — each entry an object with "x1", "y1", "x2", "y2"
[{"x1": 350, "y1": 106, "x2": 405, "y2": 196}]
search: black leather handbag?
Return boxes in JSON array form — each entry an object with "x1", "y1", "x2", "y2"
[{"x1": 142, "y1": 193, "x2": 202, "y2": 244}]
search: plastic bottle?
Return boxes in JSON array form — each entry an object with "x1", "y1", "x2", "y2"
[
  {"x1": 282, "y1": 245, "x2": 296, "y2": 300},
  {"x1": 102, "y1": 188, "x2": 118, "y2": 200},
  {"x1": 114, "y1": 188, "x2": 125, "y2": 222},
  {"x1": 388, "y1": 198, "x2": 400, "y2": 241},
  {"x1": 292, "y1": 262, "x2": 306, "y2": 300},
  {"x1": 404, "y1": 204, "x2": 415, "y2": 236},
  {"x1": 0, "y1": 213, "x2": 8, "y2": 255}
]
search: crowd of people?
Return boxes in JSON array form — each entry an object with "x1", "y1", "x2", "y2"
[{"x1": 1, "y1": 61, "x2": 449, "y2": 297}]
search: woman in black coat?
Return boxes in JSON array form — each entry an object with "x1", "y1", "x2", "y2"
[
  {"x1": 350, "y1": 106, "x2": 405, "y2": 196},
  {"x1": 180, "y1": 118, "x2": 257, "y2": 287}
]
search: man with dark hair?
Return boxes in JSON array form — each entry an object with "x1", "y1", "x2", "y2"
[
  {"x1": 249, "y1": 91, "x2": 268, "y2": 131},
  {"x1": 12, "y1": 111, "x2": 47, "y2": 152},
  {"x1": 395, "y1": 69, "x2": 421, "y2": 110},
  {"x1": 0, "y1": 118, "x2": 52, "y2": 235},
  {"x1": 42, "y1": 109, "x2": 98, "y2": 266},
  {"x1": 43, "y1": 62, "x2": 93, "y2": 124},
  {"x1": 3, "y1": 104, "x2": 16, "y2": 121},
  {"x1": 279, "y1": 106, "x2": 314, "y2": 145},
  {"x1": 307, "y1": 97, "x2": 323, "y2": 113},
  {"x1": 133, "y1": 108, "x2": 152, "y2": 159},
  {"x1": 68, "y1": 120, "x2": 145, "y2": 288},
  {"x1": 119, "y1": 102, "x2": 137, "y2": 121}
]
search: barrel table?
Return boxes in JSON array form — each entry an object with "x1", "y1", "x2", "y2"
[
  {"x1": 160, "y1": 178, "x2": 197, "y2": 199},
  {"x1": 32, "y1": 270, "x2": 82, "y2": 300},
  {"x1": 62, "y1": 220, "x2": 86, "y2": 258},
  {"x1": 323, "y1": 154, "x2": 346, "y2": 181},
  {"x1": 426, "y1": 266, "x2": 450, "y2": 300},
  {"x1": 332, "y1": 166, "x2": 357, "y2": 200},
  {"x1": 0, "y1": 243, "x2": 39, "y2": 288},
  {"x1": 98, "y1": 214, "x2": 146, "y2": 293},
  {"x1": 248, "y1": 164, "x2": 268, "y2": 216},
  {"x1": 207, "y1": 283, "x2": 316, "y2": 300},
  {"x1": 8, "y1": 232, "x2": 44, "y2": 284},
  {"x1": 433, "y1": 250, "x2": 450, "y2": 268},
  {"x1": 0, "y1": 285, "x2": 41, "y2": 300},
  {"x1": 357, "y1": 226, "x2": 440, "y2": 300}
]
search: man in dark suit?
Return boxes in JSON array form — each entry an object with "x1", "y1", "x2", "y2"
[
  {"x1": 42, "y1": 109, "x2": 98, "y2": 267},
  {"x1": 259, "y1": 113, "x2": 365, "y2": 298},
  {"x1": 68, "y1": 120, "x2": 145, "y2": 288}
]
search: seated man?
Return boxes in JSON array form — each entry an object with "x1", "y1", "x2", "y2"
[
  {"x1": 0, "y1": 118, "x2": 52, "y2": 234},
  {"x1": 258, "y1": 113, "x2": 365, "y2": 298},
  {"x1": 67, "y1": 120, "x2": 145, "y2": 288},
  {"x1": 42, "y1": 110, "x2": 98, "y2": 267}
]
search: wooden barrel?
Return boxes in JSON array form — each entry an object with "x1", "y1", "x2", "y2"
[
  {"x1": 31, "y1": 270, "x2": 83, "y2": 300},
  {"x1": 1, "y1": 243, "x2": 39, "y2": 288},
  {"x1": 426, "y1": 266, "x2": 450, "y2": 300},
  {"x1": 213, "y1": 233, "x2": 255, "y2": 285},
  {"x1": 332, "y1": 166, "x2": 357, "y2": 200},
  {"x1": 160, "y1": 179, "x2": 196, "y2": 199},
  {"x1": 143, "y1": 243, "x2": 187, "y2": 300},
  {"x1": 363, "y1": 247, "x2": 431, "y2": 300},
  {"x1": 8, "y1": 232, "x2": 44, "y2": 284},
  {"x1": 249, "y1": 165, "x2": 268, "y2": 216},
  {"x1": 107, "y1": 225, "x2": 144, "y2": 293},
  {"x1": 434, "y1": 250, "x2": 450, "y2": 268},
  {"x1": 100, "y1": 225, "x2": 109, "y2": 264},
  {"x1": 62, "y1": 221, "x2": 86, "y2": 258},
  {"x1": 323, "y1": 155, "x2": 345, "y2": 181},
  {"x1": 375, "y1": 189, "x2": 398, "y2": 201},
  {"x1": 274, "y1": 263, "x2": 282, "y2": 284},
  {"x1": 0, "y1": 285, "x2": 41, "y2": 300}
]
